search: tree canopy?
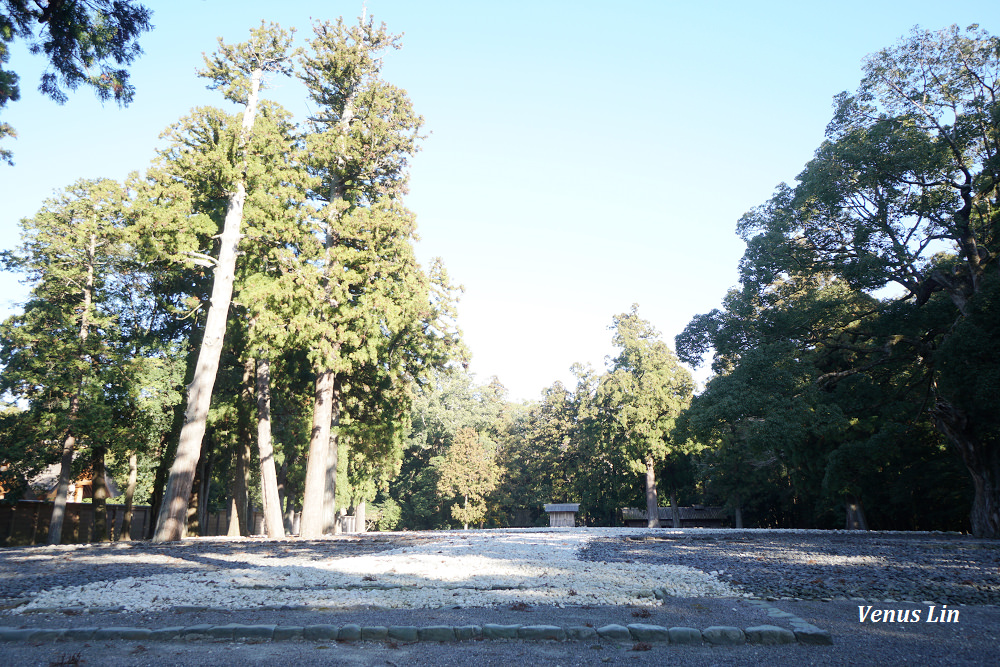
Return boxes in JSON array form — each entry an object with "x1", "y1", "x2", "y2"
[{"x1": 0, "y1": 0, "x2": 153, "y2": 164}]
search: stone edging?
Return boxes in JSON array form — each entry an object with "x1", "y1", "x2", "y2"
[{"x1": 0, "y1": 619, "x2": 832, "y2": 646}]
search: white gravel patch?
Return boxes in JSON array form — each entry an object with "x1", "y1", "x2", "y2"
[{"x1": 16, "y1": 528, "x2": 739, "y2": 612}]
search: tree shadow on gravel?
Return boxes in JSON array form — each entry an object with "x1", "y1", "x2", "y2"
[{"x1": 577, "y1": 533, "x2": 1000, "y2": 605}]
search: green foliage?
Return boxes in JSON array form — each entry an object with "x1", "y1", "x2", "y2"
[
  {"x1": 676, "y1": 25, "x2": 1000, "y2": 532},
  {"x1": 200, "y1": 21, "x2": 298, "y2": 106},
  {"x1": 597, "y1": 305, "x2": 694, "y2": 473},
  {"x1": 0, "y1": 0, "x2": 153, "y2": 163},
  {"x1": 369, "y1": 495, "x2": 401, "y2": 531},
  {"x1": 0, "y1": 177, "x2": 189, "y2": 504},
  {"x1": 437, "y1": 427, "x2": 499, "y2": 527},
  {"x1": 393, "y1": 369, "x2": 506, "y2": 529}
]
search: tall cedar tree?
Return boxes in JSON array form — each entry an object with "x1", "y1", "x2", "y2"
[
  {"x1": 153, "y1": 23, "x2": 296, "y2": 542},
  {"x1": 598, "y1": 306, "x2": 693, "y2": 528},
  {"x1": 296, "y1": 16, "x2": 424, "y2": 538}
]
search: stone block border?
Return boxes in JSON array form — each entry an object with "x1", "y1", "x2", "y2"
[{"x1": 0, "y1": 620, "x2": 832, "y2": 646}]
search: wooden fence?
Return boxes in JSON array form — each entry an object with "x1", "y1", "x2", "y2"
[
  {"x1": 1, "y1": 501, "x2": 360, "y2": 546},
  {"x1": 1, "y1": 500, "x2": 154, "y2": 546}
]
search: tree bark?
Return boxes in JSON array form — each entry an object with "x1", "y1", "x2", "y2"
[
  {"x1": 733, "y1": 492, "x2": 743, "y2": 529},
  {"x1": 645, "y1": 454, "x2": 660, "y2": 529},
  {"x1": 48, "y1": 433, "x2": 77, "y2": 545},
  {"x1": 256, "y1": 357, "x2": 285, "y2": 539},
  {"x1": 187, "y1": 442, "x2": 204, "y2": 538},
  {"x1": 276, "y1": 458, "x2": 288, "y2": 530},
  {"x1": 669, "y1": 489, "x2": 681, "y2": 528},
  {"x1": 147, "y1": 433, "x2": 170, "y2": 539},
  {"x1": 227, "y1": 440, "x2": 251, "y2": 536},
  {"x1": 323, "y1": 388, "x2": 341, "y2": 534},
  {"x1": 300, "y1": 370, "x2": 336, "y2": 538},
  {"x1": 153, "y1": 67, "x2": 263, "y2": 542},
  {"x1": 934, "y1": 397, "x2": 1000, "y2": 538},
  {"x1": 119, "y1": 450, "x2": 137, "y2": 541},
  {"x1": 199, "y1": 443, "x2": 216, "y2": 536},
  {"x1": 228, "y1": 358, "x2": 255, "y2": 537},
  {"x1": 355, "y1": 497, "x2": 367, "y2": 534},
  {"x1": 49, "y1": 231, "x2": 96, "y2": 545},
  {"x1": 92, "y1": 445, "x2": 109, "y2": 542}
]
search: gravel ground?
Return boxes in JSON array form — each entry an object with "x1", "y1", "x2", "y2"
[
  {"x1": 2, "y1": 529, "x2": 999, "y2": 666},
  {"x1": 579, "y1": 529, "x2": 1000, "y2": 604},
  {"x1": 2, "y1": 529, "x2": 736, "y2": 611},
  {"x1": 0, "y1": 535, "x2": 431, "y2": 601}
]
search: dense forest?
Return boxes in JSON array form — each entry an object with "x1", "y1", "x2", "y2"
[{"x1": 1, "y1": 7, "x2": 997, "y2": 539}]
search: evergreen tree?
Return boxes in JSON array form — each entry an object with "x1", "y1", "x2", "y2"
[
  {"x1": 437, "y1": 427, "x2": 499, "y2": 529},
  {"x1": 0, "y1": 178, "x2": 132, "y2": 543},
  {"x1": 153, "y1": 23, "x2": 297, "y2": 542},
  {"x1": 715, "y1": 25, "x2": 1000, "y2": 536},
  {"x1": 295, "y1": 16, "x2": 426, "y2": 537},
  {"x1": 0, "y1": 0, "x2": 153, "y2": 164},
  {"x1": 597, "y1": 306, "x2": 694, "y2": 527}
]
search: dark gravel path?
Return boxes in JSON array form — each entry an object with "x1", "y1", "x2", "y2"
[{"x1": 579, "y1": 530, "x2": 1000, "y2": 604}]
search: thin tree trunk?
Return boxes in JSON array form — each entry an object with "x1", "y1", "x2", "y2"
[
  {"x1": 147, "y1": 433, "x2": 170, "y2": 539},
  {"x1": 227, "y1": 440, "x2": 251, "y2": 536},
  {"x1": 48, "y1": 433, "x2": 77, "y2": 545},
  {"x1": 186, "y1": 431, "x2": 215, "y2": 537},
  {"x1": 283, "y1": 478, "x2": 298, "y2": 535},
  {"x1": 463, "y1": 494, "x2": 468, "y2": 530},
  {"x1": 845, "y1": 494, "x2": 868, "y2": 530},
  {"x1": 355, "y1": 498, "x2": 366, "y2": 534},
  {"x1": 645, "y1": 454, "x2": 660, "y2": 529},
  {"x1": 119, "y1": 451, "x2": 137, "y2": 541},
  {"x1": 227, "y1": 358, "x2": 254, "y2": 537},
  {"x1": 256, "y1": 357, "x2": 284, "y2": 539},
  {"x1": 733, "y1": 492, "x2": 743, "y2": 529},
  {"x1": 92, "y1": 445, "x2": 109, "y2": 542},
  {"x1": 277, "y1": 458, "x2": 288, "y2": 530},
  {"x1": 199, "y1": 445, "x2": 216, "y2": 536},
  {"x1": 187, "y1": 445, "x2": 203, "y2": 538},
  {"x1": 323, "y1": 388, "x2": 341, "y2": 534},
  {"x1": 49, "y1": 232, "x2": 96, "y2": 545},
  {"x1": 670, "y1": 489, "x2": 681, "y2": 528},
  {"x1": 153, "y1": 67, "x2": 264, "y2": 542},
  {"x1": 301, "y1": 370, "x2": 336, "y2": 538}
]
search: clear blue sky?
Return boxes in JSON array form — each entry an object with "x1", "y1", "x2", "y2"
[{"x1": 1, "y1": 1, "x2": 996, "y2": 400}]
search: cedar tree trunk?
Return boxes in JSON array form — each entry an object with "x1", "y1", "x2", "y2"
[
  {"x1": 255, "y1": 357, "x2": 284, "y2": 538},
  {"x1": 153, "y1": 67, "x2": 263, "y2": 542},
  {"x1": 92, "y1": 445, "x2": 109, "y2": 542},
  {"x1": 645, "y1": 454, "x2": 660, "y2": 529},
  {"x1": 300, "y1": 370, "x2": 336, "y2": 538},
  {"x1": 355, "y1": 498, "x2": 366, "y2": 534},
  {"x1": 49, "y1": 232, "x2": 96, "y2": 544},
  {"x1": 119, "y1": 450, "x2": 138, "y2": 541}
]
